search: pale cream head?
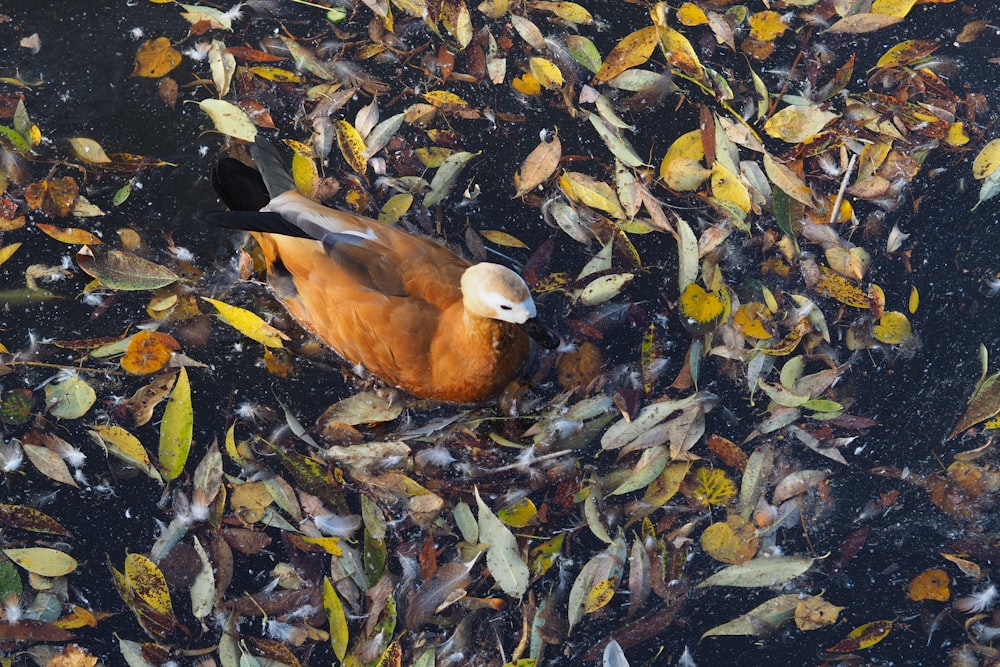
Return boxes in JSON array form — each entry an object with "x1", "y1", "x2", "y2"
[{"x1": 460, "y1": 263, "x2": 537, "y2": 324}]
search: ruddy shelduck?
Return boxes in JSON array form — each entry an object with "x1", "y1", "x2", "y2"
[{"x1": 209, "y1": 141, "x2": 554, "y2": 403}]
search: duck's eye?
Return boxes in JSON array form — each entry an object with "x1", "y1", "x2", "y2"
[{"x1": 499, "y1": 304, "x2": 512, "y2": 311}]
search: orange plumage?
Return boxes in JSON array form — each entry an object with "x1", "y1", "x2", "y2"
[{"x1": 210, "y1": 142, "x2": 552, "y2": 403}]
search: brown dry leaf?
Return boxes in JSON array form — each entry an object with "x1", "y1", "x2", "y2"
[
  {"x1": 132, "y1": 37, "x2": 182, "y2": 78},
  {"x1": 706, "y1": 434, "x2": 748, "y2": 470},
  {"x1": 593, "y1": 25, "x2": 658, "y2": 83},
  {"x1": 25, "y1": 177, "x2": 79, "y2": 217},
  {"x1": 125, "y1": 372, "x2": 178, "y2": 426},
  {"x1": 515, "y1": 132, "x2": 562, "y2": 197}
]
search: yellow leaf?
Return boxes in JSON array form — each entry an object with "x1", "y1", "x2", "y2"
[
  {"x1": 498, "y1": 497, "x2": 538, "y2": 528},
  {"x1": 871, "y1": 0, "x2": 918, "y2": 18},
  {"x1": 764, "y1": 105, "x2": 840, "y2": 143},
  {"x1": 945, "y1": 122, "x2": 970, "y2": 147},
  {"x1": 710, "y1": 162, "x2": 751, "y2": 213},
  {"x1": 749, "y1": 10, "x2": 788, "y2": 41},
  {"x1": 121, "y1": 553, "x2": 176, "y2": 638},
  {"x1": 907, "y1": 568, "x2": 950, "y2": 602},
  {"x1": 89, "y1": 424, "x2": 163, "y2": 482},
  {"x1": 324, "y1": 577, "x2": 349, "y2": 661},
  {"x1": 679, "y1": 283, "x2": 725, "y2": 334},
  {"x1": 248, "y1": 66, "x2": 303, "y2": 83},
  {"x1": 335, "y1": 119, "x2": 368, "y2": 174},
  {"x1": 872, "y1": 311, "x2": 912, "y2": 345},
  {"x1": 3, "y1": 547, "x2": 78, "y2": 577},
  {"x1": 131, "y1": 37, "x2": 181, "y2": 78},
  {"x1": 198, "y1": 99, "x2": 257, "y2": 142},
  {"x1": 656, "y1": 25, "x2": 705, "y2": 81},
  {"x1": 875, "y1": 39, "x2": 939, "y2": 69},
  {"x1": 559, "y1": 171, "x2": 625, "y2": 219},
  {"x1": 481, "y1": 229, "x2": 528, "y2": 249},
  {"x1": 700, "y1": 515, "x2": 759, "y2": 565},
  {"x1": 733, "y1": 303, "x2": 774, "y2": 339},
  {"x1": 423, "y1": 90, "x2": 469, "y2": 106},
  {"x1": 972, "y1": 139, "x2": 1000, "y2": 180},
  {"x1": 676, "y1": 2, "x2": 708, "y2": 26},
  {"x1": 529, "y1": 57, "x2": 564, "y2": 90},
  {"x1": 814, "y1": 265, "x2": 869, "y2": 308},
  {"x1": 0, "y1": 242, "x2": 22, "y2": 268},
  {"x1": 291, "y1": 151, "x2": 319, "y2": 197},
  {"x1": 687, "y1": 467, "x2": 736, "y2": 506},
  {"x1": 378, "y1": 192, "x2": 413, "y2": 225},
  {"x1": 593, "y1": 25, "x2": 658, "y2": 83},
  {"x1": 827, "y1": 620, "x2": 893, "y2": 652},
  {"x1": 908, "y1": 285, "x2": 919, "y2": 314},
  {"x1": 202, "y1": 297, "x2": 290, "y2": 348},
  {"x1": 795, "y1": 596, "x2": 844, "y2": 631},
  {"x1": 159, "y1": 366, "x2": 192, "y2": 482},
  {"x1": 512, "y1": 72, "x2": 542, "y2": 96},
  {"x1": 584, "y1": 577, "x2": 618, "y2": 613}
]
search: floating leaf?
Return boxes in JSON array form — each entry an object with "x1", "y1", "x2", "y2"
[
  {"x1": 23, "y1": 443, "x2": 78, "y2": 487},
  {"x1": 45, "y1": 375, "x2": 96, "y2": 420},
  {"x1": 198, "y1": 99, "x2": 257, "y2": 142},
  {"x1": 480, "y1": 230, "x2": 528, "y2": 249},
  {"x1": 702, "y1": 594, "x2": 800, "y2": 638},
  {"x1": 159, "y1": 366, "x2": 192, "y2": 482},
  {"x1": 529, "y1": 57, "x2": 564, "y2": 90},
  {"x1": 132, "y1": 37, "x2": 181, "y2": 78},
  {"x1": 475, "y1": 487, "x2": 529, "y2": 598},
  {"x1": 515, "y1": 132, "x2": 561, "y2": 197},
  {"x1": 0, "y1": 504, "x2": 72, "y2": 537},
  {"x1": 0, "y1": 388, "x2": 33, "y2": 425},
  {"x1": 121, "y1": 331, "x2": 179, "y2": 374},
  {"x1": 559, "y1": 171, "x2": 625, "y2": 219},
  {"x1": 69, "y1": 137, "x2": 111, "y2": 164},
  {"x1": 76, "y1": 246, "x2": 178, "y2": 291},
  {"x1": 4, "y1": 547, "x2": 78, "y2": 577},
  {"x1": 688, "y1": 467, "x2": 736, "y2": 507},
  {"x1": 764, "y1": 105, "x2": 840, "y2": 143},
  {"x1": 795, "y1": 596, "x2": 844, "y2": 631},
  {"x1": 89, "y1": 425, "x2": 163, "y2": 482},
  {"x1": 424, "y1": 151, "x2": 477, "y2": 208},
  {"x1": 679, "y1": 283, "x2": 725, "y2": 334},
  {"x1": 112, "y1": 553, "x2": 177, "y2": 638},
  {"x1": 698, "y1": 555, "x2": 816, "y2": 588},
  {"x1": 323, "y1": 577, "x2": 349, "y2": 661},
  {"x1": 335, "y1": 119, "x2": 368, "y2": 174},
  {"x1": 202, "y1": 297, "x2": 289, "y2": 348},
  {"x1": 872, "y1": 311, "x2": 912, "y2": 345},
  {"x1": 701, "y1": 515, "x2": 759, "y2": 564},
  {"x1": 907, "y1": 568, "x2": 949, "y2": 602},
  {"x1": 594, "y1": 26, "x2": 658, "y2": 83},
  {"x1": 827, "y1": 619, "x2": 894, "y2": 652}
]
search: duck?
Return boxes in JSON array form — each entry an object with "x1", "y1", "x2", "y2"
[{"x1": 207, "y1": 140, "x2": 555, "y2": 403}]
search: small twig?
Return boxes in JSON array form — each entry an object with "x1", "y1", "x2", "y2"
[{"x1": 829, "y1": 152, "x2": 857, "y2": 226}]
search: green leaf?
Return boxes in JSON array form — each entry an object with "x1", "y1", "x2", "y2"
[{"x1": 159, "y1": 366, "x2": 192, "y2": 481}]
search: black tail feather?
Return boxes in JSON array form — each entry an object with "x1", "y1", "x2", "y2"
[
  {"x1": 202, "y1": 210, "x2": 312, "y2": 238},
  {"x1": 212, "y1": 158, "x2": 271, "y2": 212}
]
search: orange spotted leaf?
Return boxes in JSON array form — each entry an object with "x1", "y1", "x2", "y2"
[
  {"x1": 907, "y1": 568, "x2": 950, "y2": 602},
  {"x1": 121, "y1": 331, "x2": 179, "y2": 375}
]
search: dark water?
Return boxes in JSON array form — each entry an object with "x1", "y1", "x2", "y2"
[{"x1": 2, "y1": 1, "x2": 1000, "y2": 666}]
